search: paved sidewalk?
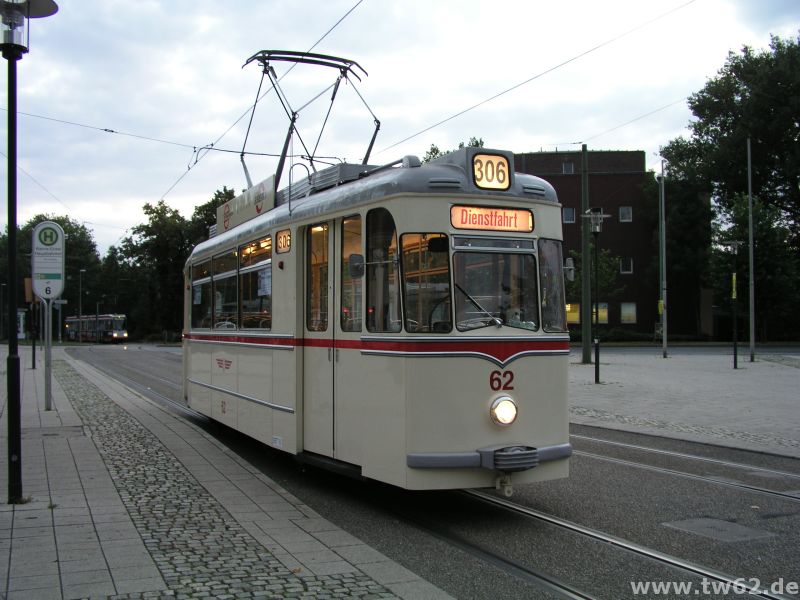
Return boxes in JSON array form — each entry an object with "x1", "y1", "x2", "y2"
[
  {"x1": 0, "y1": 347, "x2": 452, "y2": 600},
  {"x1": 569, "y1": 348, "x2": 800, "y2": 458}
]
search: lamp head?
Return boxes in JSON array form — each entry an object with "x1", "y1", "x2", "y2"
[{"x1": 1, "y1": 0, "x2": 57, "y2": 54}]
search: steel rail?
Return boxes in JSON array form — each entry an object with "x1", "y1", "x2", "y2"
[
  {"x1": 574, "y1": 450, "x2": 800, "y2": 503},
  {"x1": 464, "y1": 490, "x2": 793, "y2": 600},
  {"x1": 389, "y1": 503, "x2": 597, "y2": 600},
  {"x1": 571, "y1": 433, "x2": 800, "y2": 480}
]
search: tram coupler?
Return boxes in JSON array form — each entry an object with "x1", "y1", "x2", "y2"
[{"x1": 495, "y1": 475, "x2": 514, "y2": 498}]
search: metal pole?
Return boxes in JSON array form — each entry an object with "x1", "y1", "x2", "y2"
[
  {"x1": 659, "y1": 166, "x2": 668, "y2": 358},
  {"x1": 78, "y1": 269, "x2": 84, "y2": 342},
  {"x1": 44, "y1": 299, "x2": 52, "y2": 410},
  {"x1": 594, "y1": 230, "x2": 600, "y2": 384},
  {"x1": 581, "y1": 145, "x2": 591, "y2": 363},
  {"x1": 0, "y1": 282, "x2": 5, "y2": 340},
  {"x1": 747, "y1": 137, "x2": 755, "y2": 362},
  {"x1": 733, "y1": 267, "x2": 738, "y2": 370},
  {"x1": 5, "y1": 48, "x2": 23, "y2": 503}
]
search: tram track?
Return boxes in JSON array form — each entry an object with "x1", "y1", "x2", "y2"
[
  {"x1": 463, "y1": 490, "x2": 794, "y2": 600},
  {"x1": 65, "y1": 346, "x2": 205, "y2": 422},
  {"x1": 570, "y1": 433, "x2": 800, "y2": 481},
  {"x1": 573, "y1": 449, "x2": 800, "y2": 503},
  {"x1": 569, "y1": 433, "x2": 800, "y2": 503},
  {"x1": 66, "y1": 347, "x2": 800, "y2": 599},
  {"x1": 382, "y1": 496, "x2": 598, "y2": 600}
]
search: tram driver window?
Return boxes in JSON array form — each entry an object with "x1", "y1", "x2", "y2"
[
  {"x1": 538, "y1": 239, "x2": 568, "y2": 333},
  {"x1": 366, "y1": 208, "x2": 401, "y2": 333},
  {"x1": 401, "y1": 233, "x2": 451, "y2": 333}
]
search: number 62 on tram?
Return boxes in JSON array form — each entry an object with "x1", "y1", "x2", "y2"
[{"x1": 183, "y1": 147, "x2": 572, "y2": 496}]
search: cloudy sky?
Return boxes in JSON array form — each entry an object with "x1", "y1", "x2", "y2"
[{"x1": 1, "y1": 0, "x2": 798, "y2": 254}]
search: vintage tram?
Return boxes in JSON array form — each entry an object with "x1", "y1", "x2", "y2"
[
  {"x1": 183, "y1": 146, "x2": 571, "y2": 496},
  {"x1": 65, "y1": 313, "x2": 128, "y2": 343}
]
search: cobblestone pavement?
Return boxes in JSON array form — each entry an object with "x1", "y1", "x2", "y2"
[{"x1": 54, "y1": 360, "x2": 398, "y2": 599}]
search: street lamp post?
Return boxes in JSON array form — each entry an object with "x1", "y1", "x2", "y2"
[
  {"x1": 722, "y1": 241, "x2": 743, "y2": 370},
  {"x1": 78, "y1": 268, "x2": 85, "y2": 342},
  {"x1": 2, "y1": 0, "x2": 59, "y2": 504},
  {"x1": 657, "y1": 163, "x2": 668, "y2": 358},
  {"x1": 0, "y1": 282, "x2": 5, "y2": 340},
  {"x1": 583, "y1": 208, "x2": 610, "y2": 384}
]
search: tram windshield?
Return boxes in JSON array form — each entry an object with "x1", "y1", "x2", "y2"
[{"x1": 453, "y1": 250, "x2": 539, "y2": 332}]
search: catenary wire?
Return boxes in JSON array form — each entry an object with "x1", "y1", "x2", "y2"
[
  {"x1": 377, "y1": 0, "x2": 697, "y2": 155},
  {"x1": 158, "y1": 0, "x2": 365, "y2": 200}
]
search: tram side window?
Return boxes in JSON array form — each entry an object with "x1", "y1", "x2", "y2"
[
  {"x1": 213, "y1": 251, "x2": 238, "y2": 329},
  {"x1": 240, "y1": 237, "x2": 272, "y2": 330},
  {"x1": 191, "y1": 260, "x2": 212, "y2": 329},
  {"x1": 538, "y1": 239, "x2": 568, "y2": 333},
  {"x1": 341, "y1": 216, "x2": 363, "y2": 332},
  {"x1": 366, "y1": 208, "x2": 401, "y2": 333},
  {"x1": 307, "y1": 223, "x2": 329, "y2": 332},
  {"x1": 401, "y1": 233, "x2": 451, "y2": 333}
]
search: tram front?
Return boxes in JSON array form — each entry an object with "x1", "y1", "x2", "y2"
[{"x1": 362, "y1": 148, "x2": 573, "y2": 496}]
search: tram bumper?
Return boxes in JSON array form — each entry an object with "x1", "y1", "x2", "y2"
[{"x1": 407, "y1": 442, "x2": 572, "y2": 472}]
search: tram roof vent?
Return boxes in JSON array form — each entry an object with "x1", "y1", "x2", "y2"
[
  {"x1": 522, "y1": 183, "x2": 547, "y2": 198},
  {"x1": 428, "y1": 177, "x2": 463, "y2": 189},
  {"x1": 276, "y1": 163, "x2": 373, "y2": 205}
]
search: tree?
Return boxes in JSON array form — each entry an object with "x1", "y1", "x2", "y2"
[
  {"x1": 565, "y1": 244, "x2": 625, "y2": 338},
  {"x1": 711, "y1": 196, "x2": 800, "y2": 341},
  {"x1": 120, "y1": 200, "x2": 190, "y2": 337},
  {"x1": 187, "y1": 186, "x2": 236, "y2": 246},
  {"x1": 0, "y1": 215, "x2": 102, "y2": 340},
  {"x1": 661, "y1": 179, "x2": 713, "y2": 336},
  {"x1": 661, "y1": 34, "x2": 800, "y2": 246},
  {"x1": 422, "y1": 137, "x2": 485, "y2": 163}
]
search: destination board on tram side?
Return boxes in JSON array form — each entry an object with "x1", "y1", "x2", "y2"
[{"x1": 450, "y1": 205, "x2": 534, "y2": 233}]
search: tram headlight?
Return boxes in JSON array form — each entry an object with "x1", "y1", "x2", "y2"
[{"x1": 490, "y1": 396, "x2": 517, "y2": 426}]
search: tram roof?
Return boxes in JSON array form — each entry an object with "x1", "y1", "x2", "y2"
[{"x1": 187, "y1": 147, "x2": 558, "y2": 265}]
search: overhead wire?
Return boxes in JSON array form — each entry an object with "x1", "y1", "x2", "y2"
[
  {"x1": 158, "y1": 0, "x2": 365, "y2": 200},
  {"x1": 0, "y1": 149, "x2": 127, "y2": 236},
  {"x1": 378, "y1": 0, "x2": 697, "y2": 155}
]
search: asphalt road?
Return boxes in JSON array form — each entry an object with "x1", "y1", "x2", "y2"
[{"x1": 67, "y1": 344, "x2": 800, "y2": 599}]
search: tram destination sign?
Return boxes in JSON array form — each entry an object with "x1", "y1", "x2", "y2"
[
  {"x1": 32, "y1": 221, "x2": 65, "y2": 299},
  {"x1": 450, "y1": 205, "x2": 533, "y2": 233}
]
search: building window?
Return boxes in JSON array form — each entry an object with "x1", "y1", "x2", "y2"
[
  {"x1": 620, "y1": 257, "x2": 634, "y2": 274},
  {"x1": 566, "y1": 303, "x2": 580, "y2": 324},
  {"x1": 562, "y1": 207, "x2": 576, "y2": 223},
  {"x1": 562, "y1": 162, "x2": 574, "y2": 174},
  {"x1": 592, "y1": 302, "x2": 609, "y2": 325},
  {"x1": 619, "y1": 206, "x2": 633, "y2": 222},
  {"x1": 621, "y1": 302, "x2": 637, "y2": 324}
]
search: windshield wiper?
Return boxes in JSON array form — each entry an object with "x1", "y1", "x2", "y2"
[{"x1": 455, "y1": 283, "x2": 502, "y2": 328}]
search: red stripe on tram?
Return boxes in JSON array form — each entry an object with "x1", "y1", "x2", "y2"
[{"x1": 184, "y1": 332, "x2": 569, "y2": 363}]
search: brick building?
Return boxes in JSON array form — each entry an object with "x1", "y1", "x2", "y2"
[{"x1": 515, "y1": 150, "x2": 658, "y2": 336}]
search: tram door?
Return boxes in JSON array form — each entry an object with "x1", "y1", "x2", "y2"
[{"x1": 304, "y1": 221, "x2": 336, "y2": 456}]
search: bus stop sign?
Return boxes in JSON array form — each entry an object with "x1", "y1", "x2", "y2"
[{"x1": 32, "y1": 221, "x2": 65, "y2": 300}]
